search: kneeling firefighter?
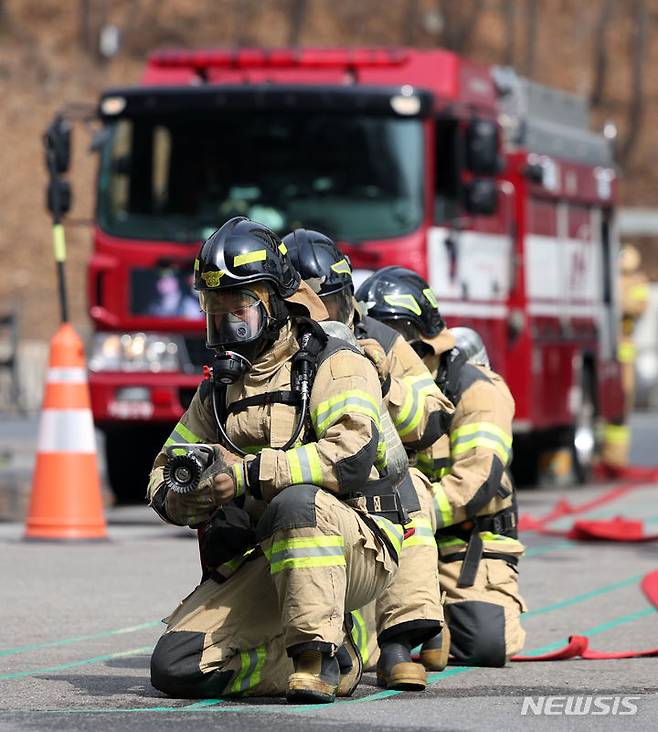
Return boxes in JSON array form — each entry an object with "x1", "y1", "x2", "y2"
[
  {"x1": 147, "y1": 218, "x2": 406, "y2": 704},
  {"x1": 284, "y1": 229, "x2": 454, "y2": 689},
  {"x1": 356, "y1": 266, "x2": 527, "y2": 668}
]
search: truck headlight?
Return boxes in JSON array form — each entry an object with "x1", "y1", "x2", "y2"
[{"x1": 89, "y1": 333, "x2": 182, "y2": 373}]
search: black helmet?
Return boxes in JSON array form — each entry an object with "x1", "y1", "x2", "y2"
[
  {"x1": 282, "y1": 229, "x2": 353, "y2": 297},
  {"x1": 194, "y1": 217, "x2": 299, "y2": 297},
  {"x1": 283, "y1": 228, "x2": 354, "y2": 324},
  {"x1": 355, "y1": 266, "x2": 444, "y2": 338}
]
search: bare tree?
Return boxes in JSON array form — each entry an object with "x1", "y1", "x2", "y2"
[
  {"x1": 438, "y1": 0, "x2": 484, "y2": 53},
  {"x1": 590, "y1": 0, "x2": 615, "y2": 107},
  {"x1": 403, "y1": 0, "x2": 420, "y2": 45},
  {"x1": 524, "y1": 0, "x2": 538, "y2": 77},
  {"x1": 501, "y1": 0, "x2": 516, "y2": 66},
  {"x1": 619, "y1": 0, "x2": 649, "y2": 165},
  {"x1": 287, "y1": 0, "x2": 307, "y2": 46}
]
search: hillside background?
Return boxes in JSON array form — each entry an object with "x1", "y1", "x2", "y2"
[{"x1": 1, "y1": 0, "x2": 657, "y2": 343}]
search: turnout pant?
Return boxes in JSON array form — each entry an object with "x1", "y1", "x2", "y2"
[
  {"x1": 151, "y1": 485, "x2": 398, "y2": 698},
  {"x1": 353, "y1": 469, "x2": 443, "y2": 670},
  {"x1": 438, "y1": 536, "x2": 526, "y2": 667}
]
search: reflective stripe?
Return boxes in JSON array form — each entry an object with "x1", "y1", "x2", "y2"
[
  {"x1": 370, "y1": 515, "x2": 403, "y2": 557},
  {"x1": 451, "y1": 421, "x2": 512, "y2": 463},
  {"x1": 229, "y1": 644, "x2": 267, "y2": 694},
  {"x1": 330, "y1": 258, "x2": 351, "y2": 275},
  {"x1": 286, "y1": 444, "x2": 322, "y2": 485},
  {"x1": 629, "y1": 283, "x2": 649, "y2": 301},
  {"x1": 47, "y1": 367, "x2": 87, "y2": 383},
  {"x1": 312, "y1": 390, "x2": 381, "y2": 436},
  {"x1": 264, "y1": 535, "x2": 345, "y2": 574},
  {"x1": 165, "y1": 421, "x2": 202, "y2": 447},
  {"x1": 53, "y1": 223, "x2": 66, "y2": 263},
  {"x1": 403, "y1": 517, "x2": 436, "y2": 549},
  {"x1": 604, "y1": 423, "x2": 630, "y2": 445},
  {"x1": 432, "y1": 484, "x2": 453, "y2": 529},
  {"x1": 37, "y1": 409, "x2": 96, "y2": 453},
  {"x1": 234, "y1": 250, "x2": 266, "y2": 267},
  {"x1": 394, "y1": 374, "x2": 438, "y2": 438},
  {"x1": 350, "y1": 610, "x2": 369, "y2": 665},
  {"x1": 416, "y1": 453, "x2": 451, "y2": 481},
  {"x1": 278, "y1": 242, "x2": 288, "y2": 255},
  {"x1": 232, "y1": 463, "x2": 246, "y2": 497},
  {"x1": 437, "y1": 531, "x2": 522, "y2": 550},
  {"x1": 383, "y1": 293, "x2": 421, "y2": 315},
  {"x1": 375, "y1": 424, "x2": 388, "y2": 472},
  {"x1": 617, "y1": 341, "x2": 636, "y2": 363}
]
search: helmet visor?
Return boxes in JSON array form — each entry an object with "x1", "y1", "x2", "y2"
[
  {"x1": 382, "y1": 317, "x2": 422, "y2": 342},
  {"x1": 200, "y1": 288, "x2": 267, "y2": 347}
]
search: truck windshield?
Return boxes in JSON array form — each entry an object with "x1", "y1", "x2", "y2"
[{"x1": 97, "y1": 111, "x2": 424, "y2": 243}]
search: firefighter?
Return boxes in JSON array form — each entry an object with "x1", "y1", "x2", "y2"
[
  {"x1": 602, "y1": 244, "x2": 650, "y2": 471},
  {"x1": 147, "y1": 218, "x2": 405, "y2": 704},
  {"x1": 284, "y1": 229, "x2": 454, "y2": 688},
  {"x1": 356, "y1": 266, "x2": 527, "y2": 668}
]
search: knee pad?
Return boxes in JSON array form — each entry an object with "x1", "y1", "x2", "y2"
[
  {"x1": 150, "y1": 630, "x2": 232, "y2": 698},
  {"x1": 445, "y1": 601, "x2": 506, "y2": 668},
  {"x1": 256, "y1": 484, "x2": 320, "y2": 541}
]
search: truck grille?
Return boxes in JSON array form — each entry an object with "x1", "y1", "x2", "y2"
[{"x1": 183, "y1": 336, "x2": 212, "y2": 371}]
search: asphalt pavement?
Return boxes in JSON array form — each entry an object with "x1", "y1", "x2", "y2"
[{"x1": 1, "y1": 416, "x2": 658, "y2": 730}]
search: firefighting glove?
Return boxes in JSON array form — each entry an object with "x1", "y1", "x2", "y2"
[
  {"x1": 164, "y1": 445, "x2": 241, "y2": 528},
  {"x1": 359, "y1": 338, "x2": 391, "y2": 396}
]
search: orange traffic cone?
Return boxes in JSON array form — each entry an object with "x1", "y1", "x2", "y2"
[{"x1": 24, "y1": 323, "x2": 108, "y2": 540}]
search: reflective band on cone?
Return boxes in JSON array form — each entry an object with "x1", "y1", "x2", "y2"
[{"x1": 24, "y1": 323, "x2": 108, "y2": 541}]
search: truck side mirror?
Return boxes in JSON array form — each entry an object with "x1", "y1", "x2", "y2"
[
  {"x1": 463, "y1": 178, "x2": 498, "y2": 216},
  {"x1": 465, "y1": 119, "x2": 500, "y2": 176},
  {"x1": 44, "y1": 116, "x2": 72, "y2": 175}
]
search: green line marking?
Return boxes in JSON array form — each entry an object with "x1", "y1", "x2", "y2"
[
  {"x1": 524, "y1": 540, "x2": 574, "y2": 557},
  {"x1": 0, "y1": 621, "x2": 161, "y2": 658},
  {"x1": 0, "y1": 646, "x2": 152, "y2": 681},
  {"x1": 523, "y1": 574, "x2": 643, "y2": 618}
]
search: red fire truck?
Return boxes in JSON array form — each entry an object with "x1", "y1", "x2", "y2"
[{"x1": 52, "y1": 48, "x2": 623, "y2": 499}]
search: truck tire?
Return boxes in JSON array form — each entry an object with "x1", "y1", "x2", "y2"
[
  {"x1": 569, "y1": 369, "x2": 597, "y2": 485},
  {"x1": 104, "y1": 425, "x2": 170, "y2": 504}
]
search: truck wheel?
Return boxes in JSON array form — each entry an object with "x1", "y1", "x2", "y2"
[
  {"x1": 104, "y1": 426, "x2": 170, "y2": 504},
  {"x1": 570, "y1": 370, "x2": 597, "y2": 485}
]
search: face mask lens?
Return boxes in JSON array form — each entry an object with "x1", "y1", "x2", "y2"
[
  {"x1": 384, "y1": 318, "x2": 421, "y2": 342},
  {"x1": 201, "y1": 289, "x2": 266, "y2": 347}
]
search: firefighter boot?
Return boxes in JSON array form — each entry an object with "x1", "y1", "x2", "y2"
[
  {"x1": 336, "y1": 637, "x2": 363, "y2": 697},
  {"x1": 286, "y1": 650, "x2": 340, "y2": 704},
  {"x1": 420, "y1": 627, "x2": 450, "y2": 672},
  {"x1": 376, "y1": 639, "x2": 427, "y2": 691}
]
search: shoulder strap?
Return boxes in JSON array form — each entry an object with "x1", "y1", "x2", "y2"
[
  {"x1": 359, "y1": 315, "x2": 399, "y2": 354},
  {"x1": 225, "y1": 391, "x2": 298, "y2": 416}
]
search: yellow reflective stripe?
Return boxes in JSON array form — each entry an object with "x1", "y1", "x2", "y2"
[
  {"x1": 604, "y1": 423, "x2": 629, "y2": 445},
  {"x1": 394, "y1": 374, "x2": 438, "y2": 438},
  {"x1": 278, "y1": 242, "x2": 288, "y2": 255},
  {"x1": 403, "y1": 517, "x2": 436, "y2": 549},
  {"x1": 312, "y1": 389, "x2": 381, "y2": 436},
  {"x1": 422, "y1": 287, "x2": 440, "y2": 309},
  {"x1": 416, "y1": 454, "x2": 451, "y2": 481},
  {"x1": 285, "y1": 444, "x2": 323, "y2": 485},
  {"x1": 229, "y1": 644, "x2": 267, "y2": 694},
  {"x1": 371, "y1": 515, "x2": 403, "y2": 557},
  {"x1": 383, "y1": 293, "x2": 421, "y2": 315},
  {"x1": 451, "y1": 421, "x2": 513, "y2": 448},
  {"x1": 230, "y1": 651, "x2": 251, "y2": 693},
  {"x1": 432, "y1": 484, "x2": 453, "y2": 528},
  {"x1": 617, "y1": 341, "x2": 636, "y2": 363},
  {"x1": 437, "y1": 531, "x2": 522, "y2": 549},
  {"x1": 629, "y1": 283, "x2": 649, "y2": 301},
  {"x1": 269, "y1": 554, "x2": 346, "y2": 574},
  {"x1": 53, "y1": 224, "x2": 67, "y2": 263},
  {"x1": 232, "y1": 463, "x2": 245, "y2": 497},
  {"x1": 265, "y1": 535, "x2": 345, "y2": 558},
  {"x1": 165, "y1": 421, "x2": 202, "y2": 445},
  {"x1": 350, "y1": 610, "x2": 369, "y2": 665},
  {"x1": 233, "y1": 250, "x2": 267, "y2": 267},
  {"x1": 450, "y1": 422, "x2": 512, "y2": 463},
  {"x1": 330, "y1": 258, "x2": 352, "y2": 275}
]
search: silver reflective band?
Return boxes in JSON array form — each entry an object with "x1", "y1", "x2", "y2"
[
  {"x1": 37, "y1": 410, "x2": 96, "y2": 453},
  {"x1": 47, "y1": 367, "x2": 87, "y2": 383}
]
